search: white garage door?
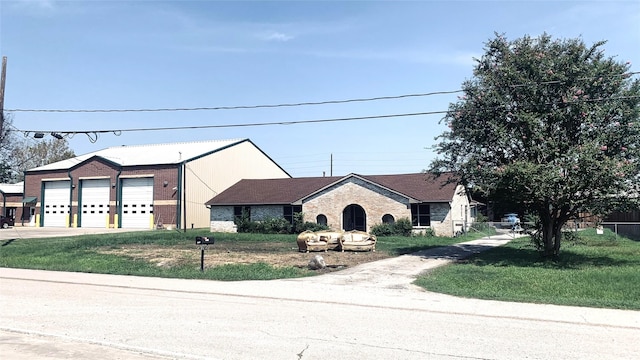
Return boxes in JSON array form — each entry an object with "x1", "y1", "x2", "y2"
[
  {"x1": 43, "y1": 180, "x2": 71, "y2": 227},
  {"x1": 80, "y1": 179, "x2": 110, "y2": 228},
  {"x1": 121, "y1": 178, "x2": 154, "y2": 229}
]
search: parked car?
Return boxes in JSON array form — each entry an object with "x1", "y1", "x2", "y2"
[
  {"x1": 501, "y1": 213, "x2": 521, "y2": 229},
  {"x1": 0, "y1": 216, "x2": 14, "y2": 229}
]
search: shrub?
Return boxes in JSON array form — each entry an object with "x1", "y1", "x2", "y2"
[
  {"x1": 370, "y1": 217, "x2": 414, "y2": 237},
  {"x1": 235, "y1": 212, "x2": 327, "y2": 235},
  {"x1": 296, "y1": 221, "x2": 329, "y2": 233},
  {"x1": 370, "y1": 223, "x2": 394, "y2": 237},
  {"x1": 257, "y1": 217, "x2": 292, "y2": 234},
  {"x1": 394, "y1": 218, "x2": 414, "y2": 236},
  {"x1": 292, "y1": 212, "x2": 328, "y2": 233},
  {"x1": 234, "y1": 210, "x2": 253, "y2": 233}
]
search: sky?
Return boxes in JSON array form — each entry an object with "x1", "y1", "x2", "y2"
[{"x1": 1, "y1": 0, "x2": 639, "y2": 178}]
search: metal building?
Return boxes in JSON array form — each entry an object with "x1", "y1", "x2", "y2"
[{"x1": 23, "y1": 139, "x2": 290, "y2": 229}]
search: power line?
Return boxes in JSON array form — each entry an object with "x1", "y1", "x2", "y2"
[
  {"x1": 6, "y1": 72, "x2": 638, "y2": 114},
  {"x1": 15, "y1": 110, "x2": 449, "y2": 136},
  {"x1": 6, "y1": 90, "x2": 463, "y2": 113},
  {"x1": 13, "y1": 94, "x2": 640, "y2": 138}
]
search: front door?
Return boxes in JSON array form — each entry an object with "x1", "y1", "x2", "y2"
[{"x1": 343, "y1": 204, "x2": 366, "y2": 231}]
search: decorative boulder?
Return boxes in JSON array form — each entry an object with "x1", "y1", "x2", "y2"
[{"x1": 308, "y1": 254, "x2": 327, "y2": 270}]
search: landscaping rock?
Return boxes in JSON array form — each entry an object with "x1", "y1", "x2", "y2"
[{"x1": 308, "y1": 255, "x2": 327, "y2": 270}]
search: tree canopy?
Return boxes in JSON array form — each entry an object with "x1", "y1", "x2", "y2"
[{"x1": 431, "y1": 33, "x2": 640, "y2": 257}]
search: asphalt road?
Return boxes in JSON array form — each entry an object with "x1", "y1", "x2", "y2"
[{"x1": 1, "y1": 231, "x2": 639, "y2": 359}]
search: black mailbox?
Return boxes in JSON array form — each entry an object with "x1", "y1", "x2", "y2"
[{"x1": 195, "y1": 236, "x2": 214, "y2": 245}]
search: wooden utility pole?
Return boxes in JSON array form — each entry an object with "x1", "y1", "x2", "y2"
[{"x1": 0, "y1": 56, "x2": 7, "y2": 135}]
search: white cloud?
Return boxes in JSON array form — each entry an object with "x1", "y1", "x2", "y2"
[
  {"x1": 259, "y1": 31, "x2": 295, "y2": 42},
  {"x1": 15, "y1": 0, "x2": 55, "y2": 10}
]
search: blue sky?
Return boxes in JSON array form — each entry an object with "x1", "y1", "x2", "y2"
[{"x1": 1, "y1": 0, "x2": 638, "y2": 177}]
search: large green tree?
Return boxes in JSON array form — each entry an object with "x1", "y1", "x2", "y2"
[{"x1": 431, "y1": 33, "x2": 640, "y2": 257}]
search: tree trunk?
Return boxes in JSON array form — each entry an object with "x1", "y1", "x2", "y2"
[{"x1": 539, "y1": 209, "x2": 566, "y2": 258}]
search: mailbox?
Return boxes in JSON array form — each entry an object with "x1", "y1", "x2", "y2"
[{"x1": 195, "y1": 236, "x2": 214, "y2": 245}]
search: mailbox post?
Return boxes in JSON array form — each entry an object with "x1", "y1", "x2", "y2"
[{"x1": 195, "y1": 236, "x2": 214, "y2": 271}]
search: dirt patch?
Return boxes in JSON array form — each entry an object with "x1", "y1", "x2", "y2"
[{"x1": 96, "y1": 243, "x2": 392, "y2": 272}]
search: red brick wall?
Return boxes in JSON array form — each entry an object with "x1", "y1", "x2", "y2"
[
  {"x1": 120, "y1": 165, "x2": 180, "y2": 228},
  {"x1": 1, "y1": 193, "x2": 26, "y2": 224},
  {"x1": 24, "y1": 160, "x2": 180, "y2": 228}
]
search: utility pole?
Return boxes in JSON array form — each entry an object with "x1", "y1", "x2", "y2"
[
  {"x1": 0, "y1": 56, "x2": 7, "y2": 135},
  {"x1": 330, "y1": 153, "x2": 333, "y2": 176}
]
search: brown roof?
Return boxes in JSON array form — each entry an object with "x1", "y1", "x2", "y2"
[
  {"x1": 206, "y1": 173, "x2": 460, "y2": 206},
  {"x1": 360, "y1": 173, "x2": 459, "y2": 202}
]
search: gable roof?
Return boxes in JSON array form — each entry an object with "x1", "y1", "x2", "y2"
[
  {"x1": 206, "y1": 176, "x2": 342, "y2": 205},
  {"x1": 205, "y1": 173, "x2": 460, "y2": 206},
  {"x1": 27, "y1": 139, "x2": 250, "y2": 172}
]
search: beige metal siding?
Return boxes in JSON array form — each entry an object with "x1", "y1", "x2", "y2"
[{"x1": 185, "y1": 141, "x2": 290, "y2": 228}]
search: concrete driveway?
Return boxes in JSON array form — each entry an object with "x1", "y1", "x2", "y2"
[{"x1": 1, "y1": 233, "x2": 639, "y2": 359}]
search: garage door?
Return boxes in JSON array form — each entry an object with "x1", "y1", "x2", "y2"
[
  {"x1": 43, "y1": 180, "x2": 71, "y2": 227},
  {"x1": 121, "y1": 178, "x2": 154, "y2": 229},
  {"x1": 80, "y1": 179, "x2": 110, "y2": 228}
]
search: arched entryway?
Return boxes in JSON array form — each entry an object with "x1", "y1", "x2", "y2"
[{"x1": 343, "y1": 204, "x2": 366, "y2": 231}]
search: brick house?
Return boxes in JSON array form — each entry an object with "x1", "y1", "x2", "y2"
[
  {"x1": 22, "y1": 139, "x2": 290, "y2": 229},
  {"x1": 205, "y1": 173, "x2": 473, "y2": 236},
  {"x1": 0, "y1": 182, "x2": 26, "y2": 225}
]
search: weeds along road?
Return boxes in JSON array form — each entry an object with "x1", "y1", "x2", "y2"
[{"x1": 1, "y1": 267, "x2": 639, "y2": 360}]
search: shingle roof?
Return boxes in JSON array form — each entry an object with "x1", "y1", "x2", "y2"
[
  {"x1": 205, "y1": 173, "x2": 460, "y2": 205},
  {"x1": 361, "y1": 173, "x2": 459, "y2": 202},
  {"x1": 205, "y1": 177, "x2": 342, "y2": 205},
  {"x1": 27, "y1": 139, "x2": 248, "y2": 172}
]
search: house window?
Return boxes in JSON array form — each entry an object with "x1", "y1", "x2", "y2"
[
  {"x1": 411, "y1": 204, "x2": 431, "y2": 226},
  {"x1": 283, "y1": 205, "x2": 302, "y2": 224},
  {"x1": 382, "y1": 214, "x2": 395, "y2": 224},
  {"x1": 316, "y1": 214, "x2": 327, "y2": 226},
  {"x1": 234, "y1": 206, "x2": 251, "y2": 221}
]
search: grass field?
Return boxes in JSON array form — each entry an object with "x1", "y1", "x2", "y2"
[
  {"x1": 414, "y1": 228, "x2": 640, "y2": 310},
  {"x1": 0, "y1": 229, "x2": 465, "y2": 281}
]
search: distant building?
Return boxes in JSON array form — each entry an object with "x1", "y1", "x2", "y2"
[
  {"x1": 0, "y1": 182, "x2": 26, "y2": 225},
  {"x1": 23, "y1": 139, "x2": 289, "y2": 229}
]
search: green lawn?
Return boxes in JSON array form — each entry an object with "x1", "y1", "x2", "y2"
[
  {"x1": 414, "y1": 228, "x2": 640, "y2": 310},
  {"x1": 0, "y1": 229, "x2": 465, "y2": 281}
]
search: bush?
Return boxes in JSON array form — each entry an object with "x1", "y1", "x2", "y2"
[
  {"x1": 394, "y1": 218, "x2": 414, "y2": 236},
  {"x1": 292, "y1": 212, "x2": 329, "y2": 233},
  {"x1": 296, "y1": 221, "x2": 329, "y2": 233},
  {"x1": 370, "y1": 223, "x2": 394, "y2": 237},
  {"x1": 257, "y1": 217, "x2": 292, "y2": 234},
  {"x1": 234, "y1": 211, "x2": 253, "y2": 233},
  {"x1": 235, "y1": 212, "x2": 327, "y2": 234},
  {"x1": 371, "y1": 217, "x2": 414, "y2": 237}
]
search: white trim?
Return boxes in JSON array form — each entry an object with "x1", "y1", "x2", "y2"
[
  {"x1": 78, "y1": 176, "x2": 111, "y2": 180},
  {"x1": 120, "y1": 174, "x2": 155, "y2": 179}
]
